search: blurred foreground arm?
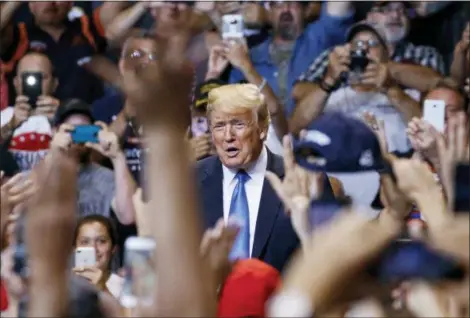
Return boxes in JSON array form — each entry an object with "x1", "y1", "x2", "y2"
[
  {"x1": 26, "y1": 149, "x2": 78, "y2": 317},
  {"x1": 268, "y1": 211, "x2": 399, "y2": 316},
  {"x1": 124, "y1": 25, "x2": 215, "y2": 316}
]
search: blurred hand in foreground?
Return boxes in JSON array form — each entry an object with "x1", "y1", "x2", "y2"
[
  {"x1": 200, "y1": 218, "x2": 238, "y2": 292},
  {"x1": 266, "y1": 134, "x2": 321, "y2": 244},
  {"x1": 26, "y1": 148, "x2": 77, "y2": 317}
]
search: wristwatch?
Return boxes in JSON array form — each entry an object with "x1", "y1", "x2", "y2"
[{"x1": 319, "y1": 77, "x2": 338, "y2": 94}]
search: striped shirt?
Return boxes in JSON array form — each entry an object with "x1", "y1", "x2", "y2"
[{"x1": 296, "y1": 41, "x2": 446, "y2": 84}]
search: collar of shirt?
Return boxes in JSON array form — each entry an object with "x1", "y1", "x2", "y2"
[{"x1": 222, "y1": 146, "x2": 268, "y2": 188}]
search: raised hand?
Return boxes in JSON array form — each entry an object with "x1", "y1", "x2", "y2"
[
  {"x1": 223, "y1": 39, "x2": 251, "y2": 71},
  {"x1": 406, "y1": 117, "x2": 440, "y2": 164},
  {"x1": 435, "y1": 113, "x2": 469, "y2": 209},
  {"x1": 379, "y1": 155, "x2": 413, "y2": 222},
  {"x1": 270, "y1": 211, "x2": 399, "y2": 316},
  {"x1": 324, "y1": 44, "x2": 351, "y2": 85},
  {"x1": 360, "y1": 58, "x2": 395, "y2": 92},
  {"x1": 132, "y1": 188, "x2": 152, "y2": 237},
  {"x1": 34, "y1": 95, "x2": 60, "y2": 121},
  {"x1": 200, "y1": 218, "x2": 238, "y2": 291},
  {"x1": 362, "y1": 111, "x2": 388, "y2": 154},
  {"x1": 26, "y1": 147, "x2": 77, "y2": 317},
  {"x1": 26, "y1": 148, "x2": 77, "y2": 270},
  {"x1": 121, "y1": 24, "x2": 194, "y2": 130},
  {"x1": 206, "y1": 45, "x2": 229, "y2": 80},
  {"x1": 85, "y1": 122, "x2": 121, "y2": 160},
  {"x1": 266, "y1": 134, "x2": 321, "y2": 242},
  {"x1": 190, "y1": 133, "x2": 212, "y2": 161}
]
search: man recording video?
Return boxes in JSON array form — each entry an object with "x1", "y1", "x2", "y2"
[{"x1": 0, "y1": 52, "x2": 59, "y2": 171}]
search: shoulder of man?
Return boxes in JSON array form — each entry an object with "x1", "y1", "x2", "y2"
[{"x1": 195, "y1": 155, "x2": 219, "y2": 180}]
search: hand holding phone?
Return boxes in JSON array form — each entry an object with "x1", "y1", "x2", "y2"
[
  {"x1": 423, "y1": 99, "x2": 446, "y2": 133},
  {"x1": 74, "y1": 246, "x2": 97, "y2": 268},
  {"x1": 21, "y1": 72, "x2": 43, "y2": 109}
]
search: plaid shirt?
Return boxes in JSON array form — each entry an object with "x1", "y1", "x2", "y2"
[{"x1": 296, "y1": 41, "x2": 446, "y2": 84}]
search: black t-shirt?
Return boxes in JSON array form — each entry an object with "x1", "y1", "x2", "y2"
[{"x1": 2, "y1": 13, "x2": 107, "y2": 105}]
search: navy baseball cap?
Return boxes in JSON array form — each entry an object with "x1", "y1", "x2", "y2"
[
  {"x1": 293, "y1": 112, "x2": 392, "y2": 174},
  {"x1": 53, "y1": 98, "x2": 95, "y2": 127}
]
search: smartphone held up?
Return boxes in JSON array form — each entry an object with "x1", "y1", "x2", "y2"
[
  {"x1": 120, "y1": 237, "x2": 157, "y2": 309},
  {"x1": 423, "y1": 99, "x2": 446, "y2": 133},
  {"x1": 222, "y1": 14, "x2": 244, "y2": 40},
  {"x1": 70, "y1": 125, "x2": 102, "y2": 144},
  {"x1": 21, "y1": 72, "x2": 43, "y2": 108}
]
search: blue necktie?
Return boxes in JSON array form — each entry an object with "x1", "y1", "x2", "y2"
[{"x1": 229, "y1": 170, "x2": 250, "y2": 260}]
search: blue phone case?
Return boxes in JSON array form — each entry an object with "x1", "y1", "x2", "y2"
[{"x1": 71, "y1": 125, "x2": 101, "y2": 144}]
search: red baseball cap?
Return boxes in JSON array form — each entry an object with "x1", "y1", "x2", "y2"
[
  {"x1": 0, "y1": 280, "x2": 8, "y2": 311},
  {"x1": 218, "y1": 259, "x2": 282, "y2": 317}
]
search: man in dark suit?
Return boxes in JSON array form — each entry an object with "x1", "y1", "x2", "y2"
[{"x1": 196, "y1": 83, "x2": 334, "y2": 272}]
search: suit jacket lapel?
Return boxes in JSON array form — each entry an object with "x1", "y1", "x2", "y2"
[
  {"x1": 200, "y1": 157, "x2": 224, "y2": 229},
  {"x1": 252, "y1": 150, "x2": 284, "y2": 259}
]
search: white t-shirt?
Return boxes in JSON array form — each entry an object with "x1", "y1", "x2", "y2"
[{"x1": 324, "y1": 87, "x2": 418, "y2": 154}]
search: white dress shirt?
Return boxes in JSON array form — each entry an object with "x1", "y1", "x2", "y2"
[{"x1": 222, "y1": 146, "x2": 268, "y2": 256}]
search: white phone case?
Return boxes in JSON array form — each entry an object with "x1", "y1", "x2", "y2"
[
  {"x1": 75, "y1": 246, "x2": 96, "y2": 268},
  {"x1": 222, "y1": 14, "x2": 244, "y2": 40},
  {"x1": 423, "y1": 99, "x2": 446, "y2": 133}
]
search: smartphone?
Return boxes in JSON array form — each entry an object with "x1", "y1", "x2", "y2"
[
  {"x1": 423, "y1": 99, "x2": 446, "y2": 133},
  {"x1": 222, "y1": 14, "x2": 244, "y2": 40},
  {"x1": 21, "y1": 72, "x2": 43, "y2": 109},
  {"x1": 191, "y1": 116, "x2": 209, "y2": 137},
  {"x1": 70, "y1": 125, "x2": 101, "y2": 144},
  {"x1": 120, "y1": 236, "x2": 157, "y2": 309},
  {"x1": 75, "y1": 246, "x2": 97, "y2": 268},
  {"x1": 454, "y1": 163, "x2": 470, "y2": 212},
  {"x1": 350, "y1": 48, "x2": 370, "y2": 72},
  {"x1": 367, "y1": 240, "x2": 465, "y2": 282}
]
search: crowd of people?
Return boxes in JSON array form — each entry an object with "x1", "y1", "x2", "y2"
[{"x1": 0, "y1": 1, "x2": 469, "y2": 317}]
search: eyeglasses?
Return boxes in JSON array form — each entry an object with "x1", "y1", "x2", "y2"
[
  {"x1": 353, "y1": 39, "x2": 381, "y2": 49},
  {"x1": 122, "y1": 49, "x2": 157, "y2": 62},
  {"x1": 211, "y1": 119, "x2": 250, "y2": 132}
]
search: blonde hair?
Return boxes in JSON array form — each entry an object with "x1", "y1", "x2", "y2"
[{"x1": 207, "y1": 84, "x2": 270, "y2": 128}]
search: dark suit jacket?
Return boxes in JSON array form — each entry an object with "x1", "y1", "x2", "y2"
[{"x1": 196, "y1": 149, "x2": 335, "y2": 272}]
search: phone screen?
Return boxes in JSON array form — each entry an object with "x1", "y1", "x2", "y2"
[
  {"x1": 423, "y1": 99, "x2": 446, "y2": 133},
  {"x1": 191, "y1": 116, "x2": 209, "y2": 137},
  {"x1": 120, "y1": 237, "x2": 157, "y2": 309},
  {"x1": 21, "y1": 72, "x2": 43, "y2": 108},
  {"x1": 222, "y1": 14, "x2": 244, "y2": 40},
  {"x1": 71, "y1": 125, "x2": 101, "y2": 144},
  {"x1": 454, "y1": 164, "x2": 470, "y2": 212}
]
